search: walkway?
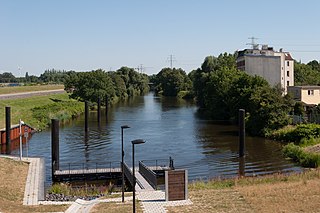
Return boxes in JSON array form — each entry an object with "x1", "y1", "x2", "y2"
[{"x1": 135, "y1": 170, "x2": 192, "y2": 213}]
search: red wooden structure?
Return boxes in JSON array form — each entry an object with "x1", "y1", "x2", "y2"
[{"x1": 0, "y1": 124, "x2": 35, "y2": 145}]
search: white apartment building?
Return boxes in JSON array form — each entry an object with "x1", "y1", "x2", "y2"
[{"x1": 236, "y1": 45, "x2": 294, "y2": 94}]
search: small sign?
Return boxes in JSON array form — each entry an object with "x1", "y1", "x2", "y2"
[{"x1": 24, "y1": 127, "x2": 28, "y2": 132}]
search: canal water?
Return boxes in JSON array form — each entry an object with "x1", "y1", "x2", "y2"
[{"x1": 11, "y1": 93, "x2": 301, "y2": 182}]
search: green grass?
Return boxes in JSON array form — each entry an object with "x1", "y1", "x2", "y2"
[
  {"x1": 0, "y1": 93, "x2": 84, "y2": 130},
  {"x1": 189, "y1": 169, "x2": 320, "y2": 191},
  {"x1": 0, "y1": 84, "x2": 64, "y2": 95}
]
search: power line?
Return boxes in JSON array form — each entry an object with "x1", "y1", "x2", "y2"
[{"x1": 167, "y1": 55, "x2": 176, "y2": 69}]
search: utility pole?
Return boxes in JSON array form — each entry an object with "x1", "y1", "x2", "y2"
[
  {"x1": 167, "y1": 55, "x2": 176, "y2": 69},
  {"x1": 246, "y1": 37, "x2": 259, "y2": 49}
]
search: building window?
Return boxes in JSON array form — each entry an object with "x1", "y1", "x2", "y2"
[
  {"x1": 287, "y1": 61, "x2": 290, "y2": 66},
  {"x1": 308, "y1": 90, "x2": 314, "y2": 95},
  {"x1": 287, "y1": 81, "x2": 290, "y2": 86},
  {"x1": 287, "y1": 71, "x2": 290, "y2": 77}
]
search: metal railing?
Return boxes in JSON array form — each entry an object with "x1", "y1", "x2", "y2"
[
  {"x1": 123, "y1": 162, "x2": 134, "y2": 186},
  {"x1": 140, "y1": 157, "x2": 174, "y2": 170},
  {"x1": 54, "y1": 161, "x2": 121, "y2": 175},
  {"x1": 139, "y1": 161, "x2": 157, "y2": 189}
]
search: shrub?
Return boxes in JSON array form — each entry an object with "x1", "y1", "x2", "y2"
[
  {"x1": 269, "y1": 124, "x2": 320, "y2": 145},
  {"x1": 283, "y1": 143, "x2": 320, "y2": 168}
]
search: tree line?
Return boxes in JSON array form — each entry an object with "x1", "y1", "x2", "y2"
[{"x1": 151, "y1": 54, "x2": 320, "y2": 136}]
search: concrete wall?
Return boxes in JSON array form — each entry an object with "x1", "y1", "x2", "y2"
[{"x1": 244, "y1": 55, "x2": 281, "y2": 86}]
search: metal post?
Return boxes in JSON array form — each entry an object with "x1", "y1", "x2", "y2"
[
  {"x1": 121, "y1": 125, "x2": 130, "y2": 202},
  {"x1": 132, "y1": 143, "x2": 135, "y2": 213},
  {"x1": 85, "y1": 101, "x2": 89, "y2": 132},
  {"x1": 97, "y1": 97, "x2": 101, "y2": 124},
  {"x1": 19, "y1": 119, "x2": 22, "y2": 161},
  {"x1": 5, "y1": 106, "x2": 11, "y2": 146},
  {"x1": 51, "y1": 119, "x2": 60, "y2": 181},
  {"x1": 239, "y1": 109, "x2": 245, "y2": 158},
  {"x1": 105, "y1": 96, "x2": 108, "y2": 121},
  {"x1": 131, "y1": 139, "x2": 145, "y2": 213}
]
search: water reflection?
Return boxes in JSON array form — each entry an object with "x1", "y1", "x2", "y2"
[{"x1": 5, "y1": 93, "x2": 301, "y2": 182}]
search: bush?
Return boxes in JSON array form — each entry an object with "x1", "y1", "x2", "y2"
[
  {"x1": 269, "y1": 124, "x2": 320, "y2": 145},
  {"x1": 283, "y1": 143, "x2": 320, "y2": 168}
]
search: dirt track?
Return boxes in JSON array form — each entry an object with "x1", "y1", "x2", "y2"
[{"x1": 0, "y1": 89, "x2": 65, "y2": 100}]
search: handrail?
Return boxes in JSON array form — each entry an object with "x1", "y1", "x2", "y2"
[
  {"x1": 123, "y1": 162, "x2": 134, "y2": 186},
  {"x1": 139, "y1": 161, "x2": 157, "y2": 189},
  {"x1": 140, "y1": 157, "x2": 174, "y2": 170}
]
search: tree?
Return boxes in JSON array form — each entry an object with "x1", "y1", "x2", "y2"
[
  {"x1": 154, "y1": 68, "x2": 191, "y2": 96},
  {"x1": 65, "y1": 69, "x2": 115, "y2": 103},
  {"x1": 0, "y1": 72, "x2": 17, "y2": 83},
  {"x1": 191, "y1": 54, "x2": 292, "y2": 136}
]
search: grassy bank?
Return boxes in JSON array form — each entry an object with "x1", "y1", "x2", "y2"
[
  {"x1": 0, "y1": 93, "x2": 84, "y2": 130},
  {"x1": 167, "y1": 169, "x2": 320, "y2": 212},
  {"x1": 0, "y1": 84, "x2": 64, "y2": 95},
  {"x1": 0, "y1": 157, "x2": 68, "y2": 213}
]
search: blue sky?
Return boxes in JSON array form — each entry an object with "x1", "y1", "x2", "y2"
[{"x1": 1, "y1": 0, "x2": 320, "y2": 76}]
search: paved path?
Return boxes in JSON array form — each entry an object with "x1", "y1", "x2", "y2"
[
  {"x1": 135, "y1": 170, "x2": 192, "y2": 213},
  {"x1": 0, "y1": 89, "x2": 65, "y2": 99}
]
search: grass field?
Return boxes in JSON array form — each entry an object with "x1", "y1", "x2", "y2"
[
  {"x1": 167, "y1": 170, "x2": 320, "y2": 212},
  {"x1": 0, "y1": 85, "x2": 64, "y2": 95},
  {"x1": 0, "y1": 157, "x2": 68, "y2": 213},
  {"x1": 0, "y1": 93, "x2": 83, "y2": 130}
]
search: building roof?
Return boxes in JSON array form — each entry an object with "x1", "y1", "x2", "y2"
[
  {"x1": 285, "y1": 53, "x2": 294, "y2": 61},
  {"x1": 288, "y1": 85, "x2": 320, "y2": 89}
]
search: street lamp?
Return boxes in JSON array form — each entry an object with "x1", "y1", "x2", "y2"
[
  {"x1": 132, "y1": 139, "x2": 145, "y2": 213},
  {"x1": 121, "y1": 125, "x2": 130, "y2": 202}
]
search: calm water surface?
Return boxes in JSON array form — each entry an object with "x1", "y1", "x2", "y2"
[{"x1": 10, "y1": 93, "x2": 301, "y2": 182}]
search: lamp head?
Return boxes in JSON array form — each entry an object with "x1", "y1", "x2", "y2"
[
  {"x1": 131, "y1": 139, "x2": 145, "y2": 145},
  {"x1": 121, "y1": 125, "x2": 130, "y2": 129}
]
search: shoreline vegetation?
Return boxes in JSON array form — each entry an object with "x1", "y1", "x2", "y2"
[{"x1": 268, "y1": 124, "x2": 320, "y2": 167}]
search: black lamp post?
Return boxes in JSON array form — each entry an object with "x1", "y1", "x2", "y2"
[
  {"x1": 121, "y1": 125, "x2": 130, "y2": 202},
  {"x1": 132, "y1": 139, "x2": 145, "y2": 213}
]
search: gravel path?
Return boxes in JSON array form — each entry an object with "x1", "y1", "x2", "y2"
[{"x1": 0, "y1": 89, "x2": 65, "y2": 100}]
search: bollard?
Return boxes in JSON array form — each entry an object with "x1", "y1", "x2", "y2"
[
  {"x1": 51, "y1": 119, "x2": 60, "y2": 181},
  {"x1": 239, "y1": 109, "x2": 245, "y2": 157},
  {"x1": 105, "y1": 96, "x2": 108, "y2": 122},
  {"x1": 5, "y1": 106, "x2": 11, "y2": 146},
  {"x1": 85, "y1": 101, "x2": 89, "y2": 132},
  {"x1": 97, "y1": 97, "x2": 101, "y2": 124},
  {"x1": 239, "y1": 156, "x2": 245, "y2": 177}
]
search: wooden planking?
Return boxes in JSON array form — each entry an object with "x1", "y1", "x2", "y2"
[{"x1": 54, "y1": 167, "x2": 121, "y2": 175}]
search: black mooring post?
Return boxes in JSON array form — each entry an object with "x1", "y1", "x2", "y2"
[
  {"x1": 239, "y1": 109, "x2": 245, "y2": 157},
  {"x1": 85, "y1": 101, "x2": 89, "y2": 132},
  {"x1": 239, "y1": 156, "x2": 245, "y2": 177},
  {"x1": 51, "y1": 119, "x2": 59, "y2": 181},
  {"x1": 5, "y1": 106, "x2": 11, "y2": 146},
  {"x1": 97, "y1": 97, "x2": 101, "y2": 124},
  {"x1": 105, "y1": 96, "x2": 108, "y2": 121}
]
